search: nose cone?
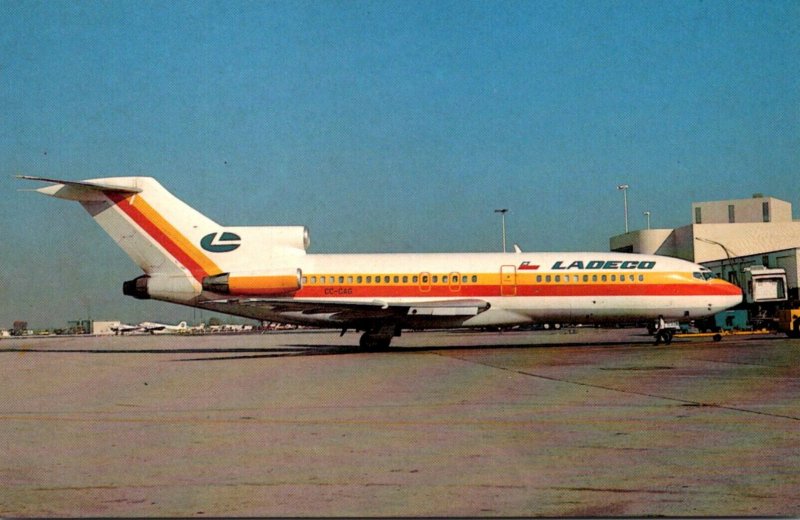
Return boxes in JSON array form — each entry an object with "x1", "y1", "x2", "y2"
[{"x1": 713, "y1": 280, "x2": 743, "y2": 311}]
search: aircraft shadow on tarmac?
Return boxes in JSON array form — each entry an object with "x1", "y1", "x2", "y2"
[{"x1": 2, "y1": 333, "x2": 769, "y2": 361}]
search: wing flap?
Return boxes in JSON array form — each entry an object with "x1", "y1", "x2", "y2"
[{"x1": 200, "y1": 297, "x2": 490, "y2": 321}]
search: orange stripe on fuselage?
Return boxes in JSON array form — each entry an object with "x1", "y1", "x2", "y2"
[
  {"x1": 295, "y1": 273, "x2": 741, "y2": 299},
  {"x1": 107, "y1": 193, "x2": 221, "y2": 281}
]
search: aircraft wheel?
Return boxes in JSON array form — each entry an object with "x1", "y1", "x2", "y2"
[{"x1": 359, "y1": 333, "x2": 392, "y2": 350}]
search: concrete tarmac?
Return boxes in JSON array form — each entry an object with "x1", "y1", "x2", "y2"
[{"x1": 1, "y1": 328, "x2": 798, "y2": 517}]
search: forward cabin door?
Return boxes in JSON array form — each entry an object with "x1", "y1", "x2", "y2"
[{"x1": 500, "y1": 265, "x2": 517, "y2": 296}]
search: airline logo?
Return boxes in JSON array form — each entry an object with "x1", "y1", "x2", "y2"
[
  {"x1": 200, "y1": 232, "x2": 242, "y2": 253},
  {"x1": 551, "y1": 259, "x2": 656, "y2": 270},
  {"x1": 518, "y1": 261, "x2": 540, "y2": 270}
]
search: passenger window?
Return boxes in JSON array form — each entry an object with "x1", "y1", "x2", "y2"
[
  {"x1": 311, "y1": 276, "x2": 317, "y2": 284},
  {"x1": 536, "y1": 275, "x2": 542, "y2": 283},
  {"x1": 338, "y1": 276, "x2": 344, "y2": 284},
  {"x1": 601, "y1": 275, "x2": 607, "y2": 282},
  {"x1": 366, "y1": 276, "x2": 372, "y2": 283},
  {"x1": 422, "y1": 275, "x2": 428, "y2": 283},
  {"x1": 347, "y1": 276, "x2": 353, "y2": 284},
  {"x1": 639, "y1": 274, "x2": 644, "y2": 282},
  {"x1": 432, "y1": 276, "x2": 438, "y2": 283},
  {"x1": 357, "y1": 276, "x2": 363, "y2": 283},
  {"x1": 393, "y1": 276, "x2": 399, "y2": 283},
  {"x1": 413, "y1": 276, "x2": 419, "y2": 283},
  {"x1": 555, "y1": 275, "x2": 560, "y2": 282},
  {"x1": 611, "y1": 275, "x2": 616, "y2": 282},
  {"x1": 302, "y1": 276, "x2": 307, "y2": 284},
  {"x1": 384, "y1": 276, "x2": 390, "y2": 283},
  {"x1": 582, "y1": 275, "x2": 588, "y2": 283},
  {"x1": 472, "y1": 275, "x2": 478, "y2": 283},
  {"x1": 592, "y1": 275, "x2": 598, "y2": 282},
  {"x1": 546, "y1": 275, "x2": 552, "y2": 282},
  {"x1": 462, "y1": 275, "x2": 468, "y2": 283},
  {"x1": 403, "y1": 276, "x2": 409, "y2": 283},
  {"x1": 443, "y1": 275, "x2": 448, "y2": 283}
]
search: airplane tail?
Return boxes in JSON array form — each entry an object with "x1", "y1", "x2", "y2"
[{"x1": 20, "y1": 176, "x2": 308, "y2": 303}]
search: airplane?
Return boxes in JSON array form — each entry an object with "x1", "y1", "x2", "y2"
[
  {"x1": 138, "y1": 321, "x2": 189, "y2": 334},
  {"x1": 109, "y1": 320, "x2": 189, "y2": 335},
  {"x1": 19, "y1": 175, "x2": 742, "y2": 349},
  {"x1": 109, "y1": 322, "x2": 141, "y2": 335}
]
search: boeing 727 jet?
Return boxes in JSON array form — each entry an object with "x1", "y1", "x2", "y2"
[{"x1": 20, "y1": 176, "x2": 742, "y2": 348}]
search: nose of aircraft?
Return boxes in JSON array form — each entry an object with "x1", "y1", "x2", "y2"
[{"x1": 713, "y1": 279, "x2": 743, "y2": 311}]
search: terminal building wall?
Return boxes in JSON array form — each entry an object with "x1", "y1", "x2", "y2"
[{"x1": 610, "y1": 194, "x2": 800, "y2": 297}]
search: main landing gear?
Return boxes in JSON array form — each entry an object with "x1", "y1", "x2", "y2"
[{"x1": 358, "y1": 324, "x2": 399, "y2": 350}]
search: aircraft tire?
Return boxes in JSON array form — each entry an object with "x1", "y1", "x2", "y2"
[{"x1": 359, "y1": 333, "x2": 392, "y2": 350}]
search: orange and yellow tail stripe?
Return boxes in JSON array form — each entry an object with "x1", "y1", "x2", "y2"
[{"x1": 107, "y1": 193, "x2": 221, "y2": 282}]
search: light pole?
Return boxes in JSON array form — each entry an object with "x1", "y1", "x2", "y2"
[
  {"x1": 494, "y1": 209, "x2": 508, "y2": 253},
  {"x1": 617, "y1": 184, "x2": 629, "y2": 233},
  {"x1": 643, "y1": 211, "x2": 651, "y2": 230}
]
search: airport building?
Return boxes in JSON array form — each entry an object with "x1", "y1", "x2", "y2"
[{"x1": 610, "y1": 195, "x2": 800, "y2": 299}]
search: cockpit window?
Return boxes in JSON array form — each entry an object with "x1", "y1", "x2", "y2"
[
  {"x1": 693, "y1": 272, "x2": 704, "y2": 280},
  {"x1": 703, "y1": 272, "x2": 715, "y2": 280}
]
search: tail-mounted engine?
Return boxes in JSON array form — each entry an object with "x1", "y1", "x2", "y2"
[
  {"x1": 202, "y1": 269, "x2": 302, "y2": 296},
  {"x1": 123, "y1": 274, "x2": 202, "y2": 302},
  {"x1": 123, "y1": 275, "x2": 150, "y2": 300}
]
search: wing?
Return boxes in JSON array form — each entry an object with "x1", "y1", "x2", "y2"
[{"x1": 199, "y1": 297, "x2": 490, "y2": 323}]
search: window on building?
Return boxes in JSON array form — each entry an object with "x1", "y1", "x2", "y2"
[
  {"x1": 728, "y1": 204, "x2": 735, "y2": 223},
  {"x1": 695, "y1": 207, "x2": 702, "y2": 224},
  {"x1": 763, "y1": 201, "x2": 770, "y2": 222}
]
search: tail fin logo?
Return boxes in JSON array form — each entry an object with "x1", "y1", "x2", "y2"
[{"x1": 200, "y1": 232, "x2": 242, "y2": 253}]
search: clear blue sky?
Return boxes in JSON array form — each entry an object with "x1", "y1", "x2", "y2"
[{"x1": 2, "y1": 0, "x2": 798, "y2": 328}]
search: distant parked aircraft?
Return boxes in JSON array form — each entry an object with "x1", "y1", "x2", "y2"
[{"x1": 110, "y1": 321, "x2": 188, "y2": 335}]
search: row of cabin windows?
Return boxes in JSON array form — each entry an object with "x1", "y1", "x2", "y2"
[
  {"x1": 304, "y1": 274, "x2": 480, "y2": 285},
  {"x1": 538, "y1": 274, "x2": 645, "y2": 283},
  {"x1": 301, "y1": 273, "x2": 646, "y2": 285}
]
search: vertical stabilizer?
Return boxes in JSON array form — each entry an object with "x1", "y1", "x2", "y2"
[{"x1": 21, "y1": 176, "x2": 223, "y2": 303}]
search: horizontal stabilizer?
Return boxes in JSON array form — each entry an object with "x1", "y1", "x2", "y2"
[{"x1": 17, "y1": 175, "x2": 142, "y2": 199}]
